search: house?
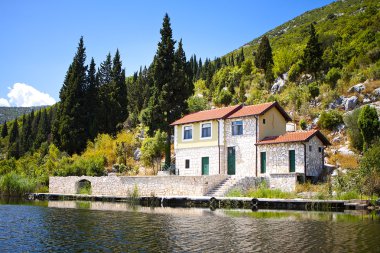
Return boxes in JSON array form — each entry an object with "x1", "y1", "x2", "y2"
[{"x1": 170, "y1": 101, "x2": 331, "y2": 184}]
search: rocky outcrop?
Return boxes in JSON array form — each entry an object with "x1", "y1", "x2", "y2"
[
  {"x1": 271, "y1": 73, "x2": 288, "y2": 94},
  {"x1": 345, "y1": 96, "x2": 358, "y2": 111},
  {"x1": 348, "y1": 83, "x2": 365, "y2": 93}
]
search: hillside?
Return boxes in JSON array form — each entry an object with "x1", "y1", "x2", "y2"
[{"x1": 0, "y1": 106, "x2": 48, "y2": 124}]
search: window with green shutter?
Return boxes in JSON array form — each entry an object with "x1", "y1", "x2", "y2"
[
  {"x1": 260, "y1": 152, "x2": 266, "y2": 173},
  {"x1": 289, "y1": 150, "x2": 295, "y2": 172}
]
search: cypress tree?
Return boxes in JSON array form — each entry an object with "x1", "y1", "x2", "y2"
[
  {"x1": 97, "y1": 53, "x2": 113, "y2": 133},
  {"x1": 358, "y1": 105, "x2": 380, "y2": 151},
  {"x1": 111, "y1": 49, "x2": 127, "y2": 132},
  {"x1": 254, "y1": 35, "x2": 273, "y2": 72},
  {"x1": 53, "y1": 37, "x2": 88, "y2": 154},
  {"x1": 34, "y1": 109, "x2": 49, "y2": 149},
  {"x1": 1, "y1": 121, "x2": 8, "y2": 138},
  {"x1": 142, "y1": 14, "x2": 191, "y2": 166},
  {"x1": 20, "y1": 113, "x2": 32, "y2": 154},
  {"x1": 86, "y1": 58, "x2": 99, "y2": 139},
  {"x1": 8, "y1": 120, "x2": 20, "y2": 158},
  {"x1": 302, "y1": 24, "x2": 323, "y2": 79}
]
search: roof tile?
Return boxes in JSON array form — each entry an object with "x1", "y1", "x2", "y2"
[{"x1": 257, "y1": 130, "x2": 330, "y2": 146}]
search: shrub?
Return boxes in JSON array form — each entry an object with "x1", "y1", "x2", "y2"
[
  {"x1": 344, "y1": 108, "x2": 363, "y2": 152},
  {"x1": 299, "y1": 119, "x2": 307, "y2": 130},
  {"x1": 325, "y1": 67, "x2": 341, "y2": 88},
  {"x1": 0, "y1": 172, "x2": 36, "y2": 196},
  {"x1": 187, "y1": 95, "x2": 209, "y2": 113},
  {"x1": 288, "y1": 60, "x2": 302, "y2": 82},
  {"x1": 318, "y1": 110, "x2": 343, "y2": 130},
  {"x1": 214, "y1": 89, "x2": 233, "y2": 106}
]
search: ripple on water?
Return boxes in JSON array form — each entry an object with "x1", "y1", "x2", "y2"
[{"x1": 0, "y1": 203, "x2": 379, "y2": 252}]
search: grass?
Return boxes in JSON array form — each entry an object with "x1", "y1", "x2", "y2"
[
  {"x1": 0, "y1": 172, "x2": 36, "y2": 197},
  {"x1": 227, "y1": 185, "x2": 295, "y2": 199},
  {"x1": 78, "y1": 181, "x2": 92, "y2": 195}
]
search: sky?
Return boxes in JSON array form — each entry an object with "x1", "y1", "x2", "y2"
[{"x1": 0, "y1": 0, "x2": 335, "y2": 107}]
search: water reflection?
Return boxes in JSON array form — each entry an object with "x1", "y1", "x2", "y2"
[{"x1": 0, "y1": 200, "x2": 379, "y2": 252}]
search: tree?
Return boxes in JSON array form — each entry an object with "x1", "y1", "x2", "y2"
[
  {"x1": 142, "y1": 14, "x2": 191, "y2": 166},
  {"x1": 34, "y1": 109, "x2": 50, "y2": 149},
  {"x1": 8, "y1": 120, "x2": 20, "y2": 158},
  {"x1": 238, "y1": 81, "x2": 246, "y2": 103},
  {"x1": 53, "y1": 37, "x2": 88, "y2": 155},
  {"x1": 344, "y1": 108, "x2": 364, "y2": 152},
  {"x1": 358, "y1": 105, "x2": 380, "y2": 151},
  {"x1": 140, "y1": 130, "x2": 167, "y2": 174},
  {"x1": 1, "y1": 121, "x2": 8, "y2": 138},
  {"x1": 254, "y1": 35, "x2": 273, "y2": 73},
  {"x1": 302, "y1": 24, "x2": 323, "y2": 79},
  {"x1": 85, "y1": 58, "x2": 99, "y2": 139}
]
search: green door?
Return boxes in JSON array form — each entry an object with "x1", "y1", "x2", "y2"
[
  {"x1": 202, "y1": 157, "x2": 209, "y2": 175},
  {"x1": 260, "y1": 152, "x2": 266, "y2": 173},
  {"x1": 227, "y1": 147, "x2": 236, "y2": 175},
  {"x1": 289, "y1": 150, "x2": 295, "y2": 172}
]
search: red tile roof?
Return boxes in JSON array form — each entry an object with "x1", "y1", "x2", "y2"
[
  {"x1": 170, "y1": 104, "x2": 242, "y2": 125},
  {"x1": 227, "y1": 101, "x2": 292, "y2": 121},
  {"x1": 257, "y1": 130, "x2": 331, "y2": 146}
]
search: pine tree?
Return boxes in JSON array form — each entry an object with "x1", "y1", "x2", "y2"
[
  {"x1": 34, "y1": 109, "x2": 49, "y2": 149},
  {"x1": 254, "y1": 35, "x2": 273, "y2": 73},
  {"x1": 8, "y1": 120, "x2": 20, "y2": 158},
  {"x1": 1, "y1": 121, "x2": 8, "y2": 138},
  {"x1": 239, "y1": 81, "x2": 246, "y2": 103},
  {"x1": 86, "y1": 58, "x2": 99, "y2": 139},
  {"x1": 53, "y1": 37, "x2": 88, "y2": 155},
  {"x1": 302, "y1": 24, "x2": 323, "y2": 79},
  {"x1": 20, "y1": 113, "x2": 33, "y2": 154},
  {"x1": 111, "y1": 49, "x2": 127, "y2": 132},
  {"x1": 142, "y1": 14, "x2": 191, "y2": 166}
]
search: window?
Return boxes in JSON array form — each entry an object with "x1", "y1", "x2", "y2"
[
  {"x1": 201, "y1": 123, "x2": 212, "y2": 138},
  {"x1": 185, "y1": 159, "x2": 190, "y2": 169},
  {"x1": 309, "y1": 146, "x2": 312, "y2": 152},
  {"x1": 232, "y1": 121, "x2": 243, "y2": 136},
  {"x1": 183, "y1": 125, "x2": 192, "y2": 140},
  {"x1": 319, "y1": 147, "x2": 323, "y2": 153},
  {"x1": 263, "y1": 119, "x2": 266, "y2": 124}
]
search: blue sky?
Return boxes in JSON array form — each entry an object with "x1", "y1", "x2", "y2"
[{"x1": 0, "y1": 0, "x2": 334, "y2": 106}]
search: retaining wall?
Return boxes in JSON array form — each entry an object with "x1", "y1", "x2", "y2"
[{"x1": 49, "y1": 175, "x2": 228, "y2": 197}]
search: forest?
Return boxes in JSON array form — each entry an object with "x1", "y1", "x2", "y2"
[{"x1": 0, "y1": 0, "x2": 380, "y2": 198}]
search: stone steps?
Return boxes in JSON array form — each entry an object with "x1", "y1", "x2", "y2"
[{"x1": 207, "y1": 177, "x2": 239, "y2": 197}]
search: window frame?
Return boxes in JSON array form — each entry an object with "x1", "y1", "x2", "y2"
[
  {"x1": 182, "y1": 124, "x2": 193, "y2": 141},
  {"x1": 200, "y1": 121, "x2": 212, "y2": 140},
  {"x1": 231, "y1": 120, "x2": 243, "y2": 136}
]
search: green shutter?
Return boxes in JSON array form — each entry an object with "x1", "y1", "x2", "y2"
[
  {"x1": 260, "y1": 152, "x2": 266, "y2": 173},
  {"x1": 227, "y1": 147, "x2": 236, "y2": 175},
  {"x1": 289, "y1": 150, "x2": 295, "y2": 172}
]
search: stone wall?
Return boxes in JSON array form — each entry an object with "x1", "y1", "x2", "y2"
[
  {"x1": 175, "y1": 146, "x2": 223, "y2": 176},
  {"x1": 227, "y1": 177, "x2": 267, "y2": 194},
  {"x1": 49, "y1": 175, "x2": 228, "y2": 197},
  {"x1": 269, "y1": 173, "x2": 297, "y2": 192},
  {"x1": 305, "y1": 136, "x2": 324, "y2": 177},
  {"x1": 257, "y1": 143, "x2": 305, "y2": 176},
  {"x1": 225, "y1": 117, "x2": 257, "y2": 176}
]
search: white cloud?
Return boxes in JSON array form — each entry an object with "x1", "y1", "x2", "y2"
[
  {"x1": 0, "y1": 98, "x2": 10, "y2": 107},
  {"x1": 5, "y1": 83, "x2": 56, "y2": 107}
]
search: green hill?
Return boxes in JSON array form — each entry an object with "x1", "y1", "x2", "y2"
[{"x1": 0, "y1": 106, "x2": 48, "y2": 124}]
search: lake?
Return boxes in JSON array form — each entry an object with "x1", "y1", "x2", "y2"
[{"x1": 0, "y1": 200, "x2": 379, "y2": 252}]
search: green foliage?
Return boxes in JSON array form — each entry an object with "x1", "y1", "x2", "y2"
[
  {"x1": 344, "y1": 108, "x2": 364, "y2": 152},
  {"x1": 140, "y1": 130, "x2": 166, "y2": 173},
  {"x1": 254, "y1": 35, "x2": 273, "y2": 73},
  {"x1": 78, "y1": 181, "x2": 92, "y2": 195},
  {"x1": 359, "y1": 143, "x2": 380, "y2": 196},
  {"x1": 1, "y1": 121, "x2": 8, "y2": 138},
  {"x1": 187, "y1": 96, "x2": 209, "y2": 113},
  {"x1": 0, "y1": 171, "x2": 35, "y2": 196},
  {"x1": 325, "y1": 67, "x2": 341, "y2": 88},
  {"x1": 227, "y1": 182, "x2": 295, "y2": 199},
  {"x1": 358, "y1": 105, "x2": 380, "y2": 151},
  {"x1": 214, "y1": 89, "x2": 233, "y2": 106},
  {"x1": 318, "y1": 110, "x2": 343, "y2": 130},
  {"x1": 299, "y1": 119, "x2": 307, "y2": 130},
  {"x1": 288, "y1": 60, "x2": 302, "y2": 82},
  {"x1": 308, "y1": 82, "x2": 320, "y2": 100},
  {"x1": 302, "y1": 24, "x2": 323, "y2": 78}
]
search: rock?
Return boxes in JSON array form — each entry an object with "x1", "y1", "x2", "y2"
[
  {"x1": 345, "y1": 96, "x2": 358, "y2": 111},
  {"x1": 337, "y1": 146, "x2": 355, "y2": 156},
  {"x1": 363, "y1": 98, "x2": 371, "y2": 103},
  {"x1": 332, "y1": 136, "x2": 341, "y2": 143},
  {"x1": 373, "y1": 88, "x2": 380, "y2": 96},
  {"x1": 348, "y1": 83, "x2": 365, "y2": 93},
  {"x1": 271, "y1": 73, "x2": 287, "y2": 94},
  {"x1": 134, "y1": 148, "x2": 141, "y2": 161}
]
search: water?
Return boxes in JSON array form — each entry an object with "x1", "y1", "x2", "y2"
[{"x1": 0, "y1": 200, "x2": 379, "y2": 253}]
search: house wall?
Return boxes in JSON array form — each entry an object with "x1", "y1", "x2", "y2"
[
  {"x1": 175, "y1": 146, "x2": 224, "y2": 176},
  {"x1": 257, "y1": 143, "x2": 305, "y2": 176},
  {"x1": 225, "y1": 117, "x2": 257, "y2": 177},
  {"x1": 305, "y1": 136, "x2": 324, "y2": 177},
  {"x1": 258, "y1": 106, "x2": 287, "y2": 140},
  {"x1": 175, "y1": 120, "x2": 219, "y2": 149}
]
